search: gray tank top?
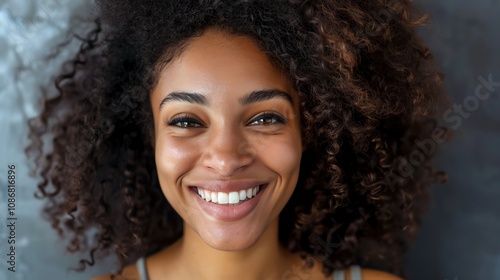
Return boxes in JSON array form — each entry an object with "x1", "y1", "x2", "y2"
[{"x1": 136, "y1": 256, "x2": 362, "y2": 280}]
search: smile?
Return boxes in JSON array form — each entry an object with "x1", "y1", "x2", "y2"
[
  {"x1": 193, "y1": 184, "x2": 265, "y2": 205},
  {"x1": 190, "y1": 183, "x2": 269, "y2": 221}
]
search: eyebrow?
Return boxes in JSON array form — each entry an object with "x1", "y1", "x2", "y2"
[
  {"x1": 239, "y1": 89, "x2": 294, "y2": 107},
  {"x1": 159, "y1": 89, "x2": 294, "y2": 110},
  {"x1": 160, "y1": 92, "x2": 208, "y2": 107}
]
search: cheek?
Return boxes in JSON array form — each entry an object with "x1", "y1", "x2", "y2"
[
  {"x1": 155, "y1": 136, "x2": 199, "y2": 188},
  {"x1": 254, "y1": 133, "x2": 302, "y2": 182}
]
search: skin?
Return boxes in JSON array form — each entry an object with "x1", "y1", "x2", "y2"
[{"x1": 92, "y1": 28, "x2": 402, "y2": 280}]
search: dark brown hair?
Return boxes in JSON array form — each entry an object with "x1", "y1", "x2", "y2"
[{"x1": 27, "y1": 0, "x2": 448, "y2": 278}]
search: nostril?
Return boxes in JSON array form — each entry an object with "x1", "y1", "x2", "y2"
[
  {"x1": 201, "y1": 142, "x2": 256, "y2": 176},
  {"x1": 204, "y1": 160, "x2": 251, "y2": 178}
]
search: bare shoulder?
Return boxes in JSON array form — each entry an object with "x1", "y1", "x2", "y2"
[
  {"x1": 89, "y1": 262, "x2": 140, "y2": 280},
  {"x1": 360, "y1": 268, "x2": 403, "y2": 280}
]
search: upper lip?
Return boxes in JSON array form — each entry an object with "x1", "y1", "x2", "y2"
[{"x1": 188, "y1": 180, "x2": 268, "y2": 193}]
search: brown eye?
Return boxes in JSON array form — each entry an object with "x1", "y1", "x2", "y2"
[
  {"x1": 249, "y1": 113, "x2": 286, "y2": 126},
  {"x1": 167, "y1": 114, "x2": 204, "y2": 128}
]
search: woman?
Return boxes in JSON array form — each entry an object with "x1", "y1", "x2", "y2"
[{"x1": 27, "y1": 0, "x2": 447, "y2": 279}]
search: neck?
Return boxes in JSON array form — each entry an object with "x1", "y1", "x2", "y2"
[{"x1": 171, "y1": 218, "x2": 301, "y2": 280}]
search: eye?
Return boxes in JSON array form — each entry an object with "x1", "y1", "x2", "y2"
[
  {"x1": 248, "y1": 112, "x2": 286, "y2": 126},
  {"x1": 167, "y1": 114, "x2": 204, "y2": 128}
]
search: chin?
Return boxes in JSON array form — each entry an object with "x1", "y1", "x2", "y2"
[
  {"x1": 195, "y1": 222, "x2": 265, "y2": 251},
  {"x1": 203, "y1": 236, "x2": 261, "y2": 252}
]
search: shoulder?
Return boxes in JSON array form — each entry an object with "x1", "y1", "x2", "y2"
[
  {"x1": 309, "y1": 262, "x2": 403, "y2": 280},
  {"x1": 89, "y1": 262, "x2": 140, "y2": 280},
  {"x1": 327, "y1": 267, "x2": 402, "y2": 280},
  {"x1": 358, "y1": 268, "x2": 403, "y2": 280}
]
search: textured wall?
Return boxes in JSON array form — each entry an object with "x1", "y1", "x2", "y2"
[
  {"x1": 0, "y1": 0, "x2": 498, "y2": 279},
  {"x1": 405, "y1": 1, "x2": 500, "y2": 280},
  {"x1": 0, "y1": 1, "x2": 114, "y2": 279}
]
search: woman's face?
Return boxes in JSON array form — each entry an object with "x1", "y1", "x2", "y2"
[{"x1": 150, "y1": 28, "x2": 303, "y2": 250}]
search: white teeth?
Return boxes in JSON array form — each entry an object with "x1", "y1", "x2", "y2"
[
  {"x1": 229, "y1": 192, "x2": 240, "y2": 204},
  {"x1": 239, "y1": 190, "x2": 247, "y2": 201},
  {"x1": 218, "y1": 192, "x2": 228, "y2": 204},
  {"x1": 246, "y1": 188, "x2": 253, "y2": 198},
  {"x1": 196, "y1": 184, "x2": 265, "y2": 205}
]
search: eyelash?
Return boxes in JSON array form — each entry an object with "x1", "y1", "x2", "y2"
[
  {"x1": 166, "y1": 112, "x2": 286, "y2": 129},
  {"x1": 248, "y1": 112, "x2": 286, "y2": 126},
  {"x1": 167, "y1": 114, "x2": 203, "y2": 128}
]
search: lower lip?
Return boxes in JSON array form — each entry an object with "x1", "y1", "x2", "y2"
[{"x1": 190, "y1": 184, "x2": 268, "y2": 222}]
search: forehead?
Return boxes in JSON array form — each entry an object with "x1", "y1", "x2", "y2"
[{"x1": 152, "y1": 28, "x2": 294, "y2": 102}]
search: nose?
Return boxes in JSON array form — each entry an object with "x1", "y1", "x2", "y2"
[{"x1": 200, "y1": 125, "x2": 256, "y2": 177}]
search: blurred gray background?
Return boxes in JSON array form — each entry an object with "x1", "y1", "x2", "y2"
[
  {"x1": 404, "y1": 1, "x2": 500, "y2": 280},
  {"x1": 0, "y1": 0, "x2": 498, "y2": 279}
]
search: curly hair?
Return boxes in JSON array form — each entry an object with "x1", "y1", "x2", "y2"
[{"x1": 26, "y1": 0, "x2": 448, "y2": 278}]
